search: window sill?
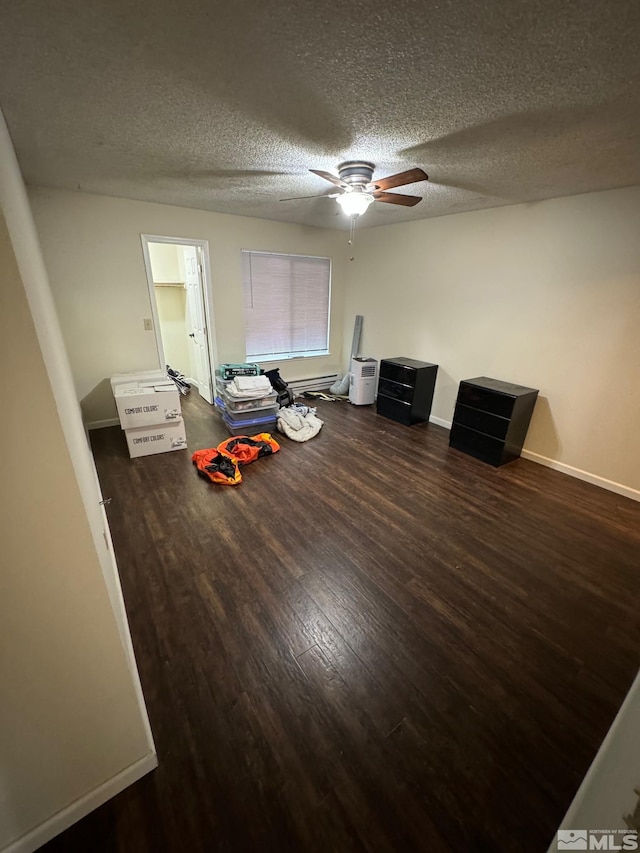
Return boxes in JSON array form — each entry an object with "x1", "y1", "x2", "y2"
[{"x1": 251, "y1": 352, "x2": 331, "y2": 365}]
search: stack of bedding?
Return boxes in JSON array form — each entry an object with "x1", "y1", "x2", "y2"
[{"x1": 214, "y1": 373, "x2": 279, "y2": 435}]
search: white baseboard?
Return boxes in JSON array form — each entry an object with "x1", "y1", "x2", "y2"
[
  {"x1": 520, "y1": 450, "x2": 640, "y2": 503},
  {"x1": 85, "y1": 417, "x2": 120, "y2": 431},
  {"x1": 3, "y1": 751, "x2": 158, "y2": 853},
  {"x1": 289, "y1": 374, "x2": 339, "y2": 393},
  {"x1": 429, "y1": 415, "x2": 452, "y2": 429},
  {"x1": 429, "y1": 415, "x2": 639, "y2": 503}
]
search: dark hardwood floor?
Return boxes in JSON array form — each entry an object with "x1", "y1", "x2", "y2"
[{"x1": 43, "y1": 392, "x2": 640, "y2": 852}]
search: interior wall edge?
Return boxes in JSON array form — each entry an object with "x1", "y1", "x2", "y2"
[
  {"x1": 0, "y1": 752, "x2": 158, "y2": 853},
  {"x1": 0, "y1": 105, "x2": 156, "y2": 821},
  {"x1": 345, "y1": 185, "x2": 640, "y2": 494},
  {"x1": 427, "y1": 414, "x2": 640, "y2": 503},
  {"x1": 519, "y1": 449, "x2": 640, "y2": 503},
  {"x1": 0, "y1": 111, "x2": 147, "y2": 649},
  {"x1": 548, "y1": 667, "x2": 640, "y2": 850}
]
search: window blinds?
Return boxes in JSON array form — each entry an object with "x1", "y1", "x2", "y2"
[{"x1": 242, "y1": 250, "x2": 331, "y2": 361}]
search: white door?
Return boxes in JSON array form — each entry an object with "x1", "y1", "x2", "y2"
[{"x1": 183, "y1": 246, "x2": 213, "y2": 403}]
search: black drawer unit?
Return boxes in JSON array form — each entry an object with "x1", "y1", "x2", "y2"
[
  {"x1": 449, "y1": 377, "x2": 538, "y2": 466},
  {"x1": 376, "y1": 357, "x2": 438, "y2": 426}
]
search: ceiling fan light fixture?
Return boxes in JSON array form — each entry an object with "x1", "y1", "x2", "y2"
[{"x1": 336, "y1": 191, "x2": 374, "y2": 217}]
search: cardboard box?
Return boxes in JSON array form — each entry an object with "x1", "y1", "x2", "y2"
[
  {"x1": 110, "y1": 369, "x2": 168, "y2": 394},
  {"x1": 124, "y1": 421, "x2": 187, "y2": 458},
  {"x1": 114, "y1": 383, "x2": 181, "y2": 429}
]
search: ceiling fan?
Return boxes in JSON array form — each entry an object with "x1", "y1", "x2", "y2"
[{"x1": 281, "y1": 161, "x2": 429, "y2": 216}]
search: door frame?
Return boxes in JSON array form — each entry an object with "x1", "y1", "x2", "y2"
[{"x1": 140, "y1": 234, "x2": 217, "y2": 394}]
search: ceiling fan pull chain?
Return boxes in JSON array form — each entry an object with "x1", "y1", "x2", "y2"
[{"x1": 348, "y1": 215, "x2": 356, "y2": 261}]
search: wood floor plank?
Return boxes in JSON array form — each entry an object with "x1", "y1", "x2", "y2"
[{"x1": 40, "y1": 391, "x2": 640, "y2": 853}]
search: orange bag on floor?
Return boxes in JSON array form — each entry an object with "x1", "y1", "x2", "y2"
[
  {"x1": 192, "y1": 433, "x2": 279, "y2": 486},
  {"x1": 191, "y1": 448, "x2": 241, "y2": 486},
  {"x1": 216, "y1": 433, "x2": 280, "y2": 466}
]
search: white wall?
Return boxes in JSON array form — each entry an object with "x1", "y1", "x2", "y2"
[
  {"x1": 0, "y1": 106, "x2": 154, "y2": 851},
  {"x1": 29, "y1": 189, "x2": 347, "y2": 424},
  {"x1": 154, "y1": 285, "x2": 190, "y2": 374},
  {"x1": 148, "y1": 241, "x2": 182, "y2": 283},
  {"x1": 148, "y1": 242, "x2": 193, "y2": 382},
  {"x1": 342, "y1": 186, "x2": 640, "y2": 495},
  {"x1": 550, "y1": 669, "x2": 640, "y2": 848},
  {"x1": 29, "y1": 183, "x2": 640, "y2": 494},
  {"x1": 0, "y1": 206, "x2": 154, "y2": 852}
]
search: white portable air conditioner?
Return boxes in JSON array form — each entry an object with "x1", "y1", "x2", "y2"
[{"x1": 349, "y1": 357, "x2": 378, "y2": 405}]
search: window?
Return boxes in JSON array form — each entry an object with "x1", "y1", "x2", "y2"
[{"x1": 242, "y1": 250, "x2": 331, "y2": 362}]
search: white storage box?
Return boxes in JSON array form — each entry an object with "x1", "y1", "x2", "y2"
[
  {"x1": 110, "y1": 369, "x2": 167, "y2": 393},
  {"x1": 125, "y1": 421, "x2": 187, "y2": 458},
  {"x1": 114, "y1": 383, "x2": 181, "y2": 429}
]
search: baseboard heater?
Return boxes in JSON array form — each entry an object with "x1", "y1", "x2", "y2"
[{"x1": 287, "y1": 374, "x2": 339, "y2": 393}]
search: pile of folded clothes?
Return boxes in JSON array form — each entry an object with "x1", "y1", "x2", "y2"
[{"x1": 214, "y1": 365, "x2": 279, "y2": 435}]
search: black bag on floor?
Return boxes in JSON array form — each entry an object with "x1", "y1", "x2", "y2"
[
  {"x1": 166, "y1": 364, "x2": 191, "y2": 395},
  {"x1": 263, "y1": 368, "x2": 294, "y2": 408}
]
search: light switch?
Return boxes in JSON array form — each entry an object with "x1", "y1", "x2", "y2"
[{"x1": 143, "y1": 318, "x2": 153, "y2": 331}]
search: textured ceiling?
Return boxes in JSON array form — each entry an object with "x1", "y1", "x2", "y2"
[{"x1": 0, "y1": 0, "x2": 639, "y2": 229}]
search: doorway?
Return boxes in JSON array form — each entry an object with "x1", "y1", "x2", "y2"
[{"x1": 141, "y1": 235, "x2": 215, "y2": 404}]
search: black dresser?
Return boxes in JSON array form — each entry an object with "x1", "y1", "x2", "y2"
[
  {"x1": 449, "y1": 377, "x2": 538, "y2": 466},
  {"x1": 376, "y1": 357, "x2": 438, "y2": 426}
]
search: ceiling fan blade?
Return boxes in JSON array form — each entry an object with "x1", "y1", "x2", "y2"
[
  {"x1": 280, "y1": 192, "x2": 341, "y2": 202},
  {"x1": 373, "y1": 191, "x2": 423, "y2": 207},
  {"x1": 367, "y1": 168, "x2": 428, "y2": 192},
  {"x1": 309, "y1": 169, "x2": 348, "y2": 188}
]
